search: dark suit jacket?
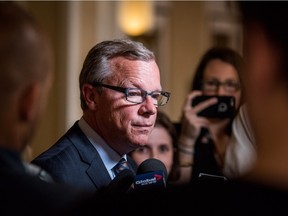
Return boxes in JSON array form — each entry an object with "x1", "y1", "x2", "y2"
[
  {"x1": 32, "y1": 121, "x2": 137, "y2": 193},
  {"x1": 0, "y1": 147, "x2": 91, "y2": 215}
]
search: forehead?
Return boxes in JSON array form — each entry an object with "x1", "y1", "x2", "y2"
[
  {"x1": 109, "y1": 57, "x2": 161, "y2": 88},
  {"x1": 203, "y1": 59, "x2": 239, "y2": 80}
]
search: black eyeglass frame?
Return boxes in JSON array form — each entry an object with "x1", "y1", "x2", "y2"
[
  {"x1": 91, "y1": 82, "x2": 171, "y2": 106},
  {"x1": 201, "y1": 80, "x2": 241, "y2": 93}
]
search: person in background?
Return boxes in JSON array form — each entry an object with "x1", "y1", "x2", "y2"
[
  {"x1": 0, "y1": 2, "x2": 95, "y2": 215},
  {"x1": 177, "y1": 47, "x2": 244, "y2": 182},
  {"x1": 129, "y1": 110, "x2": 180, "y2": 184},
  {"x1": 177, "y1": 2, "x2": 288, "y2": 213},
  {"x1": 186, "y1": 2, "x2": 288, "y2": 214},
  {"x1": 32, "y1": 38, "x2": 171, "y2": 193}
]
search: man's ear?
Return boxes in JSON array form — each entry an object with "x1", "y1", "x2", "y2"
[
  {"x1": 82, "y1": 84, "x2": 98, "y2": 110},
  {"x1": 19, "y1": 83, "x2": 42, "y2": 121}
]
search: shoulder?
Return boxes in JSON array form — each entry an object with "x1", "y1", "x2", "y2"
[
  {"x1": 23, "y1": 162, "x2": 54, "y2": 183},
  {"x1": 0, "y1": 163, "x2": 90, "y2": 215}
]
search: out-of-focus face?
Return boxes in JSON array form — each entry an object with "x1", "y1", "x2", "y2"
[
  {"x1": 243, "y1": 25, "x2": 280, "y2": 142},
  {"x1": 95, "y1": 57, "x2": 161, "y2": 155},
  {"x1": 202, "y1": 59, "x2": 242, "y2": 109},
  {"x1": 130, "y1": 125, "x2": 174, "y2": 174},
  {"x1": 22, "y1": 42, "x2": 53, "y2": 153}
]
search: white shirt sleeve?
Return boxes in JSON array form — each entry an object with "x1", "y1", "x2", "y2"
[{"x1": 223, "y1": 104, "x2": 257, "y2": 178}]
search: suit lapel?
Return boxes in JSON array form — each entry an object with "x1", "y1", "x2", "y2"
[{"x1": 67, "y1": 122, "x2": 111, "y2": 189}]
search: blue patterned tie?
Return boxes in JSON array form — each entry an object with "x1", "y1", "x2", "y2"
[{"x1": 113, "y1": 158, "x2": 130, "y2": 176}]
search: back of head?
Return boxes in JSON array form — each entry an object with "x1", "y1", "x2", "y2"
[
  {"x1": 0, "y1": 2, "x2": 52, "y2": 104},
  {"x1": 0, "y1": 2, "x2": 52, "y2": 152},
  {"x1": 239, "y1": 1, "x2": 288, "y2": 85}
]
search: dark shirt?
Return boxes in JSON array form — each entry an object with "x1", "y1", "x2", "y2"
[
  {"x1": 174, "y1": 122, "x2": 225, "y2": 182},
  {"x1": 191, "y1": 128, "x2": 224, "y2": 181}
]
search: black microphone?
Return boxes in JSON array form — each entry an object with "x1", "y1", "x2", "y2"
[
  {"x1": 133, "y1": 158, "x2": 168, "y2": 192},
  {"x1": 104, "y1": 169, "x2": 135, "y2": 195}
]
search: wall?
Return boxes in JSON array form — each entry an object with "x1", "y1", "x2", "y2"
[
  {"x1": 18, "y1": 1, "x2": 241, "y2": 160},
  {"x1": 165, "y1": 1, "x2": 211, "y2": 122}
]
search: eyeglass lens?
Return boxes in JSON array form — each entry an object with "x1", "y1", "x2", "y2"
[{"x1": 203, "y1": 80, "x2": 239, "y2": 92}]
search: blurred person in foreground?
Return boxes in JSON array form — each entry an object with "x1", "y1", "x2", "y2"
[
  {"x1": 236, "y1": 1, "x2": 288, "y2": 190},
  {"x1": 32, "y1": 38, "x2": 171, "y2": 193},
  {"x1": 129, "y1": 110, "x2": 180, "y2": 185},
  {"x1": 0, "y1": 2, "x2": 95, "y2": 215}
]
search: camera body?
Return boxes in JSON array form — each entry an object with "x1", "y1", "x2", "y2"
[{"x1": 191, "y1": 95, "x2": 235, "y2": 118}]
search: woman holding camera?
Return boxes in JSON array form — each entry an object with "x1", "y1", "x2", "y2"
[{"x1": 177, "y1": 47, "x2": 244, "y2": 183}]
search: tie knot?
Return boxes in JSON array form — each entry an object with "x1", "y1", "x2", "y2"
[{"x1": 113, "y1": 158, "x2": 129, "y2": 176}]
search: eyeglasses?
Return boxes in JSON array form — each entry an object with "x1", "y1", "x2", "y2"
[
  {"x1": 91, "y1": 82, "x2": 171, "y2": 106},
  {"x1": 202, "y1": 80, "x2": 240, "y2": 93}
]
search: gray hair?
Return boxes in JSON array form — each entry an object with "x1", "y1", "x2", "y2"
[{"x1": 79, "y1": 38, "x2": 155, "y2": 110}]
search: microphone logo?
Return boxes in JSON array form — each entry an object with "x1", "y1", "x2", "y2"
[
  {"x1": 154, "y1": 174, "x2": 163, "y2": 181},
  {"x1": 134, "y1": 170, "x2": 166, "y2": 190}
]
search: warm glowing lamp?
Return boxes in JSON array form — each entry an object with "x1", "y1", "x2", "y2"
[{"x1": 117, "y1": 1, "x2": 155, "y2": 36}]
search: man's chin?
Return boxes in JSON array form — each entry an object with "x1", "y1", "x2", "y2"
[{"x1": 130, "y1": 136, "x2": 149, "y2": 146}]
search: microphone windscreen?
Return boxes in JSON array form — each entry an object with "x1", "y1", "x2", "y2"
[
  {"x1": 105, "y1": 169, "x2": 135, "y2": 195},
  {"x1": 136, "y1": 158, "x2": 168, "y2": 182}
]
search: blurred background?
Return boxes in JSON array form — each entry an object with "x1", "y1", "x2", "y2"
[{"x1": 17, "y1": 1, "x2": 242, "y2": 160}]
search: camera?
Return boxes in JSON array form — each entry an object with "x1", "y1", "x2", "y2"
[
  {"x1": 198, "y1": 173, "x2": 228, "y2": 182},
  {"x1": 191, "y1": 95, "x2": 235, "y2": 118}
]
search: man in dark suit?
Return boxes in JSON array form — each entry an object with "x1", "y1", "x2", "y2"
[
  {"x1": 0, "y1": 2, "x2": 93, "y2": 215},
  {"x1": 32, "y1": 38, "x2": 171, "y2": 193}
]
